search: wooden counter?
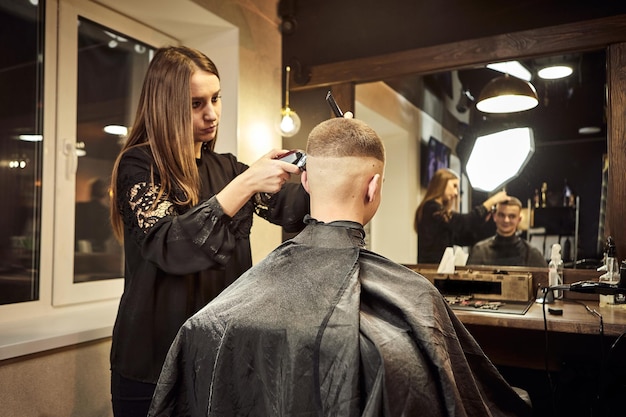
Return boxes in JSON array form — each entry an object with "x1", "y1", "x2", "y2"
[
  {"x1": 405, "y1": 265, "x2": 626, "y2": 371},
  {"x1": 454, "y1": 300, "x2": 626, "y2": 337},
  {"x1": 455, "y1": 301, "x2": 626, "y2": 373}
]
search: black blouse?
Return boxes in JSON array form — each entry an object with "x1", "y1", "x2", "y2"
[
  {"x1": 417, "y1": 200, "x2": 489, "y2": 264},
  {"x1": 110, "y1": 145, "x2": 309, "y2": 383}
]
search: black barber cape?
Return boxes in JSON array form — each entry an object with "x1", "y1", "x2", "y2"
[{"x1": 149, "y1": 219, "x2": 531, "y2": 417}]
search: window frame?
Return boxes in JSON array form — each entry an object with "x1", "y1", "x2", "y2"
[{"x1": 53, "y1": 0, "x2": 175, "y2": 306}]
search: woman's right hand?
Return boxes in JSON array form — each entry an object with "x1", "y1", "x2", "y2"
[
  {"x1": 243, "y1": 150, "x2": 302, "y2": 194},
  {"x1": 483, "y1": 190, "x2": 509, "y2": 211},
  {"x1": 215, "y1": 150, "x2": 301, "y2": 217}
]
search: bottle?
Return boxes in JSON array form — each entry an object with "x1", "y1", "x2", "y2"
[
  {"x1": 541, "y1": 182, "x2": 548, "y2": 208},
  {"x1": 563, "y1": 237, "x2": 571, "y2": 263},
  {"x1": 549, "y1": 243, "x2": 564, "y2": 299},
  {"x1": 599, "y1": 236, "x2": 619, "y2": 306},
  {"x1": 562, "y1": 179, "x2": 572, "y2": 207}
]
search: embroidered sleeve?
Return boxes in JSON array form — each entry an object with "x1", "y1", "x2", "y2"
[{"x1": 128, "y1": 181, "x2": 176, "y2": 233}]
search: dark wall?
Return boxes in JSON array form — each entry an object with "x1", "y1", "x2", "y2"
[{"x1": 281, "y1": 0, "x2": 626, "y2": 79}]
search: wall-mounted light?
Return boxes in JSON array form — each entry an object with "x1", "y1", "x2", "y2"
[
  {"x1": 276, "y1": 66, "x2": 301, "y2": 137},
  {"x1": 466, "y1": 127, "x2": 535, "y2": 192},
  {"x1": 476, "y1": 74, "x2": 538, "y2": 113}
]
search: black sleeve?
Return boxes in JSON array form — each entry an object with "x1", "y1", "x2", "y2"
[
  {"x1": 254, "y1": 183, "x2": 310, "y2": 233},
  {"x1": 117, "y1": 148, "x2": 239, "y2": 275}
]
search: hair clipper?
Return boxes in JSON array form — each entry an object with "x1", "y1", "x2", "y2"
[{"x1": 277, "y1": 150, "x2": 307, "y2": 171}]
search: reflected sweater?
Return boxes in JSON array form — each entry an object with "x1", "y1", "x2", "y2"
[{"x1": 468, "y1": 233, "x2": 547, "y2": 267}]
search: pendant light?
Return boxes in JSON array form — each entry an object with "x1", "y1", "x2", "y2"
[
  {"x1": 276, "y1": 66, "x2": 301, "y2": 137},
  {"x1": 476, "y1": 74, "x2": 539, "y2": 113}
]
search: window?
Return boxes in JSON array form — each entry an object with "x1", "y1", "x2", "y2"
[
  {"x1": 0, "y1": 0, "x2": 44, "y2": 305},
  {"x1": 0, "y1": 0, "x2": 239, "y2": 361},
  {"x1": 53, "y1": 0, "x2": 174, "y2": 305}
]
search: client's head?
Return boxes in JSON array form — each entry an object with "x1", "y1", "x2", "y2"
[
  {"x1": 494, "y1": 196, "x2": 523, "y2": 237},
  {"x1": 302, "y1": 117, "x2": 385, "y2": 225}
]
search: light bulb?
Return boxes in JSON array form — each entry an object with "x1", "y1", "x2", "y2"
[{"x1": 277, "y1": 107, "x2": 301, "y2": 137}]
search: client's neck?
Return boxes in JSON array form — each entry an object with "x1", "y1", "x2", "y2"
[{"x1": 309, "y1": 199, "x2": 365, "y2": 226}]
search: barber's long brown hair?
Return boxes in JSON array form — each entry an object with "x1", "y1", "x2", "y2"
[
  {"x1": 413, "y1": 168, "x2": 459, "y2": 232},
  {"x1": 110, "y1": 46, "x2": 220, "y2": 242}
]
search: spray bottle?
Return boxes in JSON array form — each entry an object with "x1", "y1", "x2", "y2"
[
  {"x1": 549, "y1": 243, "x2": 563, "y2": 299},
  {"x1": 599, "y1": 236, "x2": 619, "y2": 306}
]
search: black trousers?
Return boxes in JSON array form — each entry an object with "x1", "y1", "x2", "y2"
[{"x1": 111, "y1": 371, "x2": 156, "y2": 417}]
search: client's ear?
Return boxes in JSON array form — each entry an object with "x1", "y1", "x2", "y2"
[
  {"x1": 366, "y1": 174, "x2": 381, "y2": 203},
  {"x1": 301, "y1": 170, "x2": 311, "y2": 194}
]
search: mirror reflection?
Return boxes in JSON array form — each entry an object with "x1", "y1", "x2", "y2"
[{"x1": 359, "y1": 49, "x2": 606, "y2": 269}]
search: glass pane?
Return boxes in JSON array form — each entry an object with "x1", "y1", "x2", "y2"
[
  {"x1": 73, "y1": 18, "x2": 154, "y2": 283},
  {"x1": 0, "y1": 1, "x2": 44, "y2": 304}
]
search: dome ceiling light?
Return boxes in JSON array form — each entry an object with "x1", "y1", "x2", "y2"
[{"x1": 476, "y1": 74, "x2": 539, "y2": 113}]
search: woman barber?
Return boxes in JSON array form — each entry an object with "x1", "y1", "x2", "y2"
[
  {"x1": 414, "y1": 168, "x2": 508, "y2": 264},
  {"x1": 108, "y1": 45, "x2": 309, "y2": 417}
]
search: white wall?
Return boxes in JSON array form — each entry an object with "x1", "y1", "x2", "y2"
[{"x1": 356, "y1": 82, "x2": 458, "y2": 264}]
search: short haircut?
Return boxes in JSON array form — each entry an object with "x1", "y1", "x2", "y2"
[
  {"x1": 498, "y1": 196, "x2": 523, "y2": 209},
  {"x1": 306, "y1": 118, "x2": 385, "y2": 162}
]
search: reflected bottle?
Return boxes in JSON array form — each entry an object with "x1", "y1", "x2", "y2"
[
  {"x1": 599, "y1": 236, "x2": 620, "y2": 306},
  {"x1": 562, "y1": 179, "x2": 574, "y2": 207},
  {"x1": 533, "y1": 189, "x2": 540, "y2": 209},
  {"x1": 549, "y1": 243, "x2": 563, "y2": 299}
]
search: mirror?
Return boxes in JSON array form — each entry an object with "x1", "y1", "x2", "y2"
[
  {"x1": 287, "y1": 14, "x2": 626, "y2": 267},
  {"x1": 355, "y1": 49, "x2": 606, "y2": 268}
]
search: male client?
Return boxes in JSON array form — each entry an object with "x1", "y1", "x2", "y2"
[
  {"x1": 468, "y1": 197, "x2": 546, "y2": 267},
  {"x1": 149, "y1": 118, "x2": 532, "y2": 416}
]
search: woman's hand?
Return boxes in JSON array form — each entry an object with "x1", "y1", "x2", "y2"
[
  {"x1": 483, "y1": 190, "x2": 509, "y2": 211},
  {"x1": 244, "y1": 150, "x2": 302, "y2": 194},
  {"x1": 215, "y1": 150, "x2": 301, "y2": 217}
]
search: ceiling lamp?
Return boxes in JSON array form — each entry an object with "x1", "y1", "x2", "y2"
[
  {"x1": 538, "y1": 65, "x2": 573, "y2": 80},
  {"x1": 276, "y1": 66, "x2": 301, "y2": 137},
  {"x1": 18, "y1": 134, "x2": 43, "y2": 142},
  {"x1": 578, "y1": 126, "x2": 601, "y2": 135},
  {"x1": 466, "y1": 127, "x2": 535, "y2": 192},
  {"x1": 104, "y1": 124, "x2": 128, "y2": 136},
  {"x1": 476, "y1": 74, "x2": 539, "y2": 113}
]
